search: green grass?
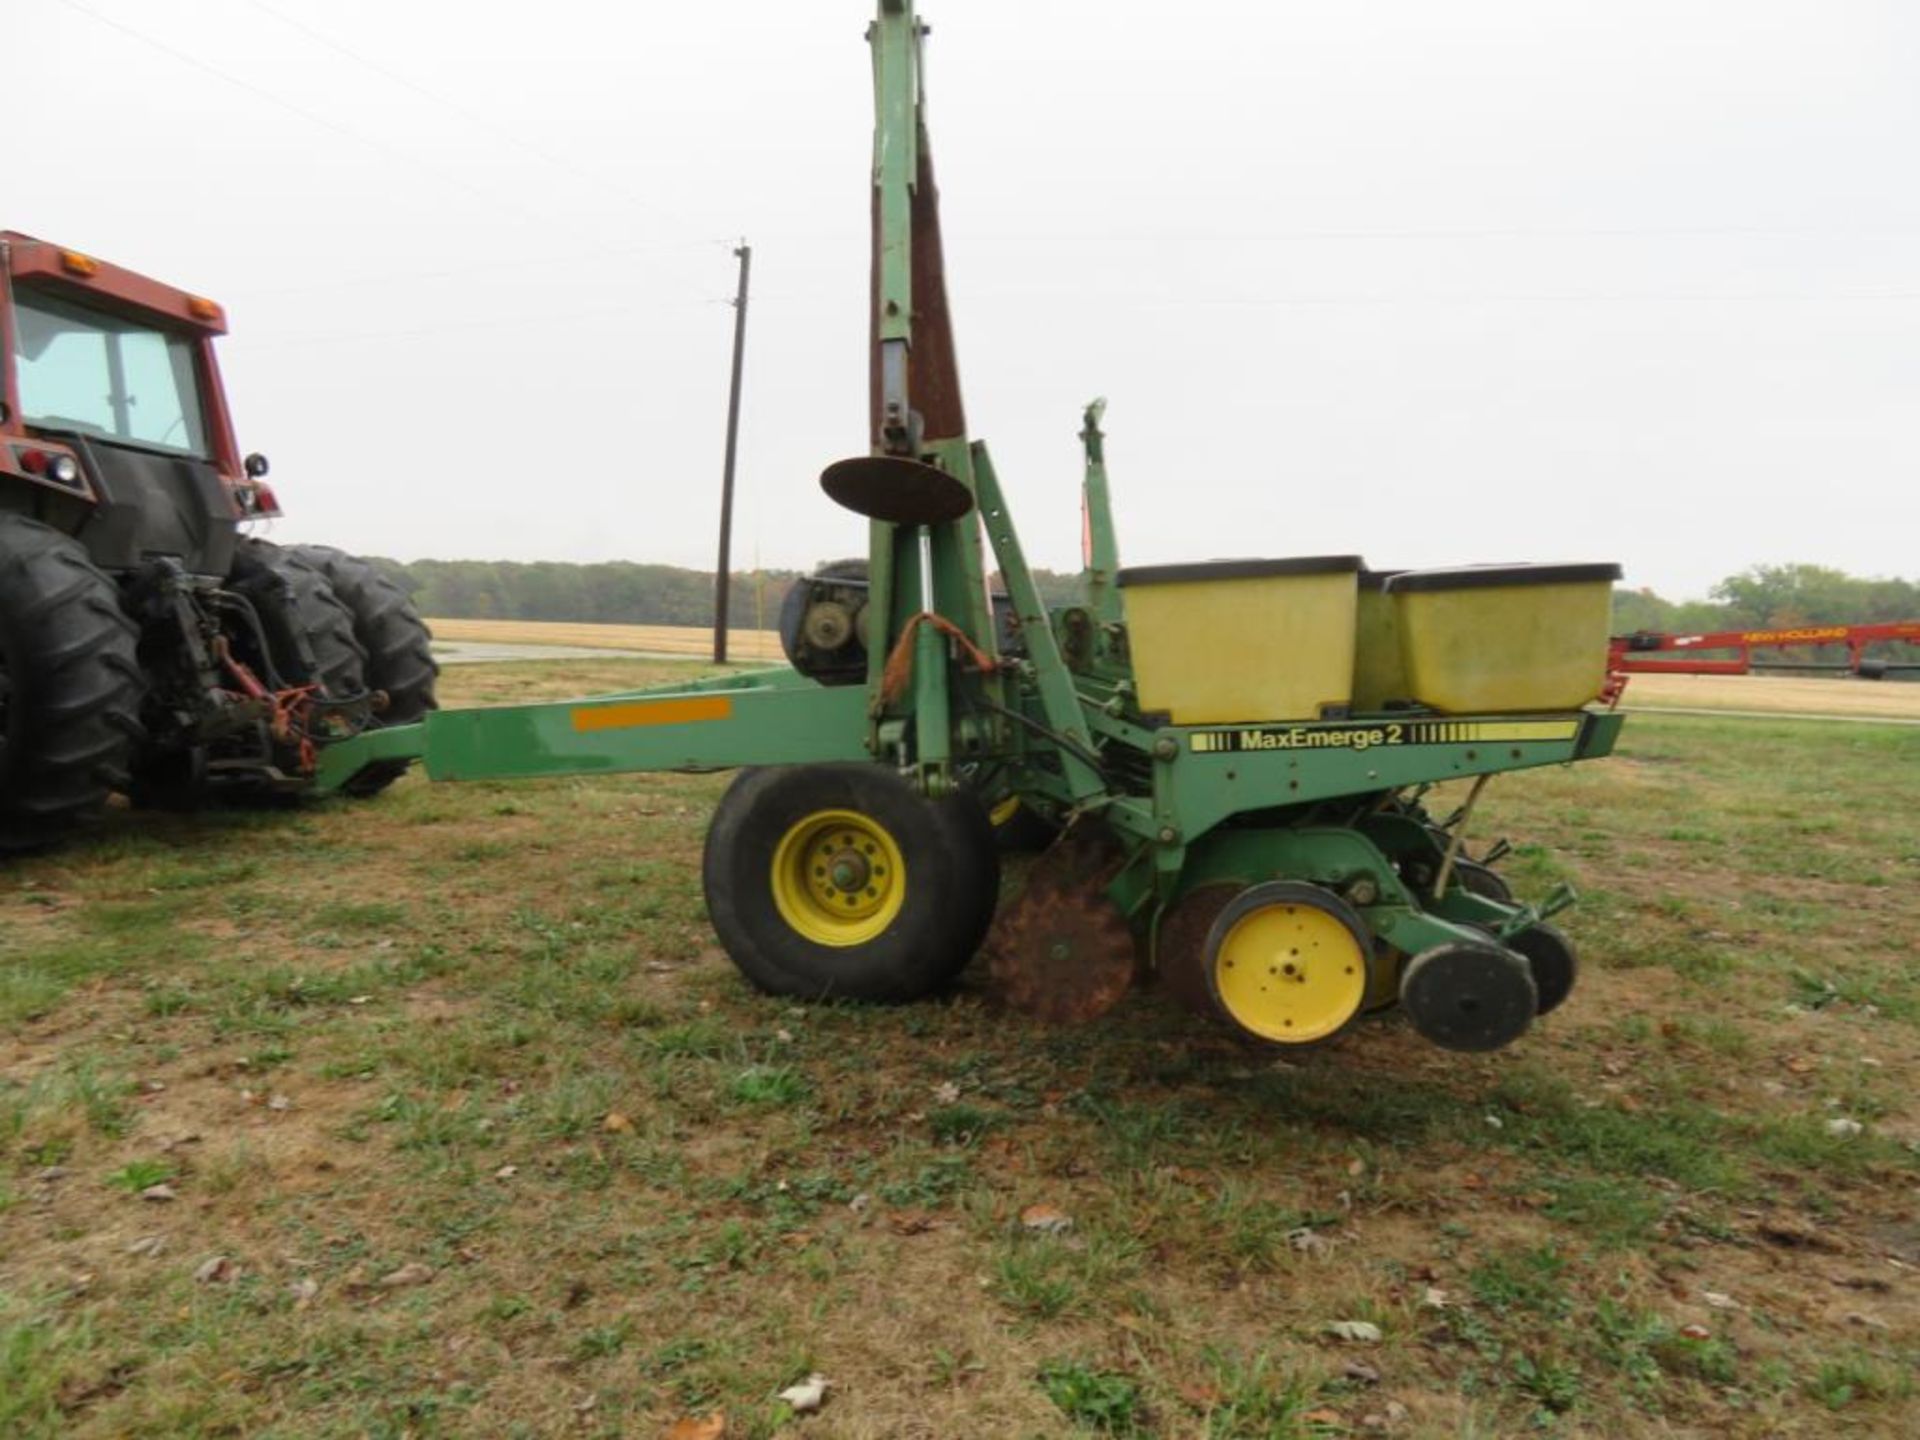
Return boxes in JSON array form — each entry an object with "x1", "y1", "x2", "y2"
[{"x1": 2, "y1": 663, "x2": 1917, "y2": 1437}]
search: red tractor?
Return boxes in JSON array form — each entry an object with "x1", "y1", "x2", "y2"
[{"x1": 0, "y1": 232, "x2": 435, "y2": 849}]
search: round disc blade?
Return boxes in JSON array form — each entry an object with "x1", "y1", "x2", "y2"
[{"x1": 821, "y1": 455, "x2": 974, "y2": 524}]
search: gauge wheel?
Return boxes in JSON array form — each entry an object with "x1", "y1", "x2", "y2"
[{"x1": 1202, "y1": 880, "x2": 1374, "y2": 1046}]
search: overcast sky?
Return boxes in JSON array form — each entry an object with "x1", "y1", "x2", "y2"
[{"x1": 14, "y1": 0, "x2": 1918, "y2": 600}]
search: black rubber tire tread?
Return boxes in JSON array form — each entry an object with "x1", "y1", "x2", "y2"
[
  {"x1": 0, "y1": 514, "x2": 144, "y2": 851},
  {"x1": 943, "y1": 783, "x2": 1002, "y2": 959},
  {"x1": 287, "y1": 545, "x2": 437, "y2": 797},
  {"x1": 230, "y1": 538, "x2": 366, "y2": 700},
  {"x1": 702, "y1": 763, "x2": 997, "y2": 1002}
]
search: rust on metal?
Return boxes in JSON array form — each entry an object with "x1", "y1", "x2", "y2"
[
  {"x1": 1151, "y1": 882, "x2": 1239, "y2": 1015},
  {"x1": 821, "y1": 454, "x2": 973, "y2": 524},
  {"x1": 984, "y1": 823, "x2": 1136, "y2": 1023}
]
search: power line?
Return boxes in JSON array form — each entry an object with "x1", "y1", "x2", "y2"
[
  {"x1": 235, "y1": 295, "x2": 723, "y2": 350},
  {"x1": 50, "y1": 0, "x2": 671, "y2": 249},
  {"x1": 243, "y1": 0, "x2": 716, "y2": 245}
]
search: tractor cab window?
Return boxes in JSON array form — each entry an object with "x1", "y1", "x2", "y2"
[{"x1": 10, "y1": 287, "x2": 209, "y2": 457}]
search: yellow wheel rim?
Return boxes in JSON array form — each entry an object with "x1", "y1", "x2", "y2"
[
  {"x1": 770, "y1": 808, "x2": 907, "y2": 947},
  {"x1": 1212, "y1": 898, "x2": 1367, "y2": 1043}
]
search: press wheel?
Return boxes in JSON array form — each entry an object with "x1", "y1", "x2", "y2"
[
  {"x1": 1399, "y1": 941, "x2": 1537, "y2": 1052},
  {"x1": 1504, "y1": 921, "x2": 1578, "y2": 1016}
]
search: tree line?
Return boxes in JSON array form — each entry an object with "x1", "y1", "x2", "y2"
[
  {"x1": 1611, "y1": 564, "x2": 1918, "y2": 638},
  {"x1": 367, "y1": 556, "x2": 1914, "y2": 642},
  {"x1": 364, "y1": 557, "x2": 1088, "y2": 627}
]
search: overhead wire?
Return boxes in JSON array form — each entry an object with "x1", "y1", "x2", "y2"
[
  {"x1": 50, "y1": 0, "x2": 730, "y2": 263},
  {"x1": 242, "y1": 0, "x2": 719, "y2": 246}
]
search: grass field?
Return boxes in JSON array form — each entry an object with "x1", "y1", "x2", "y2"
[
  {"x1": 3, "y1": 658, "x2": 1917, "y2": 1438},
  {"x1": 427, "y1": 618, "x2": 785, "y2": 662}
]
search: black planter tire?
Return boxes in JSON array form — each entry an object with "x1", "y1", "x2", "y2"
[
  {"x1": 0, "y1": 514, "x2": 144, "y2": 851},
  {"x1": 702, "y1": 763, "x2": 999, "y2": 1002},
  {"x1": 287, "y1": 545, "x2": 437, "y2": 796}
]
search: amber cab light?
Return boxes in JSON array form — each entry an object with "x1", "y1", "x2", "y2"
[
  {"x1": 187, "y1": 295, "x2": 222, "y2": 322},
  {"x1": 58, "y1": 249, "x2": 99, "y2": 278}
]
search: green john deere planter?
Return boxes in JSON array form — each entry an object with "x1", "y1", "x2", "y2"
[{"x1": 313, "y1": 0, "x2": 1625, "y2": 1054}]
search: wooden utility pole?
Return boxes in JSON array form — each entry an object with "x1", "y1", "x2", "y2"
[{"x1": 713, "y1": 242, "x2": 752, "y2": 663}]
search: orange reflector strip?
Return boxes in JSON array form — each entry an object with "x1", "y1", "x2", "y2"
[
  {"x1": 59, "y1": 249, "x2": 99, "y2": 278},
  {"x1": 569, "y1": 695, "x2": 732, "y2": 733}
]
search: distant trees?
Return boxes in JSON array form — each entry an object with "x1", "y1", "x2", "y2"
[
  {"x1": 1613, "y1": 564, "x2": 1919, "y2": 636},
  {"x1": 365, "y1": 557, "x2": 1088, "y2": 626},
  {"x1": 366, "y1": 555, "x2": 1913, "y2": 643}
]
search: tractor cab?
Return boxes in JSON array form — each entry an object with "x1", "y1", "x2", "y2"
[
  {"x1": 0, "y1": 231, "x2": 435, "y2": 850},
  {"x1": 0, "y1": 231, "x2": 277, "y2": 577}
]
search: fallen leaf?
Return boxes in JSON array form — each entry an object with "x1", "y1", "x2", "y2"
[
  {"x1": 1785, "y1": 1055, "x2": 1817, "y2": 1075},
  {"x1": 1327, "y1": 1320, "x2": 1383, "y2": 1343},
  {"x1": 1177, "y1": 1381, "x2": 1224, "y2": 1408},
  {"x1": 602, "y1": 1112, "x2": 633, "y2": 1134},
  {"x1": 663, "y1": 1416, "x2": 727, "y2": 1440},
  {"x1": 1702, "y1": 1290, "x2": 1740, "y2": 1310},
  {"x1": 1678, "y1": 1323, "x2": 1712, "y2": 1341},
  {"x1": 141, "y1": 1183, "x2": 178, "y2": 1203},
  {"x1": 777, "y1": 1373, "x2": 829, "y2": 1413},
  {"x1": 1825, "y1": 1117, "x2": 1864, "y2": 1138},
  {"x1": 289, "y1": 1277, "x2": 319, "y2": 1308},
  {"x1": 194, "y1": 1255, "x2": 236, "y2": 1284},
  {"x1": 1020, "y1": 1204, "x2": 1073, "y2": 1235},
  {"x1": 1342, "y1": 1360, "x2": 1382, "y2": 1385},
  {"x1": 377, "y1": 1262, "x2": 434, "y2": 1288},
  {"x1": 1305, "y1": 1408, "x2": 1345, "y2": 1426},
  {"x1": 1419, "y1": 1286, "x2": 1450, "y2": 1310},
  {"x1": 1288, "y1": 1227, "x2": 1332, "y2": 1258},
  {"x1": 1845, "y1": 1311, "x2": 1890, "y2": 1332},
  {"x1": 848, "y1": 1192, "x2": 872, "y2": 1216},
  {"x1": 494, "y1": 1164, "x2": 519, "y2": 1180},
  {"x1": 124, "y1": 1235, "x2": 165, "y2": 1258},
  {"x1": 348, "y1": 995, "x2": 372, "y2": 1005},
  {"x1": 931, "y1": 1080, "x2": 961, "y2": 1104}
]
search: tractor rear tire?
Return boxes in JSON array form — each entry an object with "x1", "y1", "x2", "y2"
[
  {"x1": 702, "y1": 763, "x2": 999, "y2": 1002},
  {"x1": 287, "y1": 546, "x2": 437, "y2": 796},
  {"x1": 0, "y1": 515, "x2": 144, "y2": 851},
  {"x1": 231, "y1": 538, "x2": 367, "y2": 699}
]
